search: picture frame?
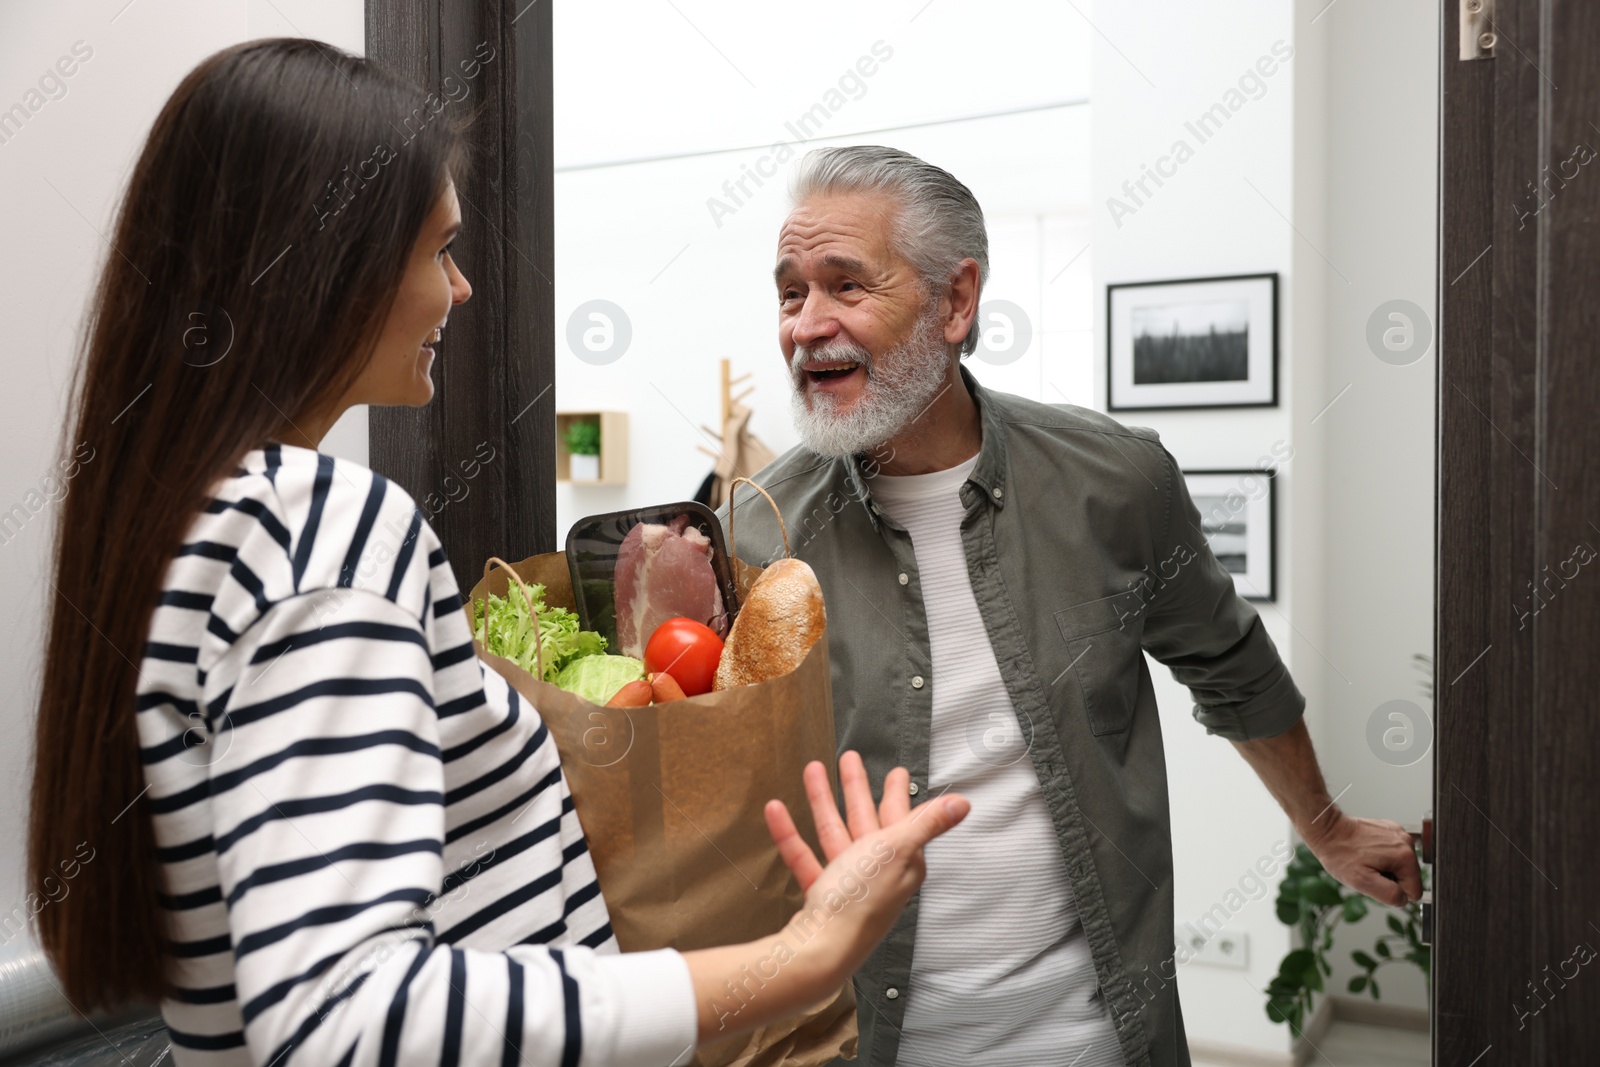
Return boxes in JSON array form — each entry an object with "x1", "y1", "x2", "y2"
[
  {"x1": 1183, "y1": 468, "x2": 1276, "y2": 602},
  {"x1": 1107, "y1": 273, "x2": 1279, "y2": 411}
]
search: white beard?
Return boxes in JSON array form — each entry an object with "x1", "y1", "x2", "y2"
[{"x1": 787, "y1": 303, "x2": 952, "y2": 457}]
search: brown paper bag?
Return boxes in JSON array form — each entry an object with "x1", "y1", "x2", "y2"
[{"x1": 465, "y1": 546, "x2": 857, "y2": 1066}]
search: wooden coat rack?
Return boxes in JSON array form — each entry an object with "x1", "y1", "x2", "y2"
[{"x1": 696, "y1": 358, "x2": 755, "y2": 461}]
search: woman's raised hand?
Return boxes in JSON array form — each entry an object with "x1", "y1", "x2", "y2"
[
  {"x1": 763, "y1": 751, "x2": 969, "y2": 979},
  {"x1": 687, "y1": 752, "x2": 966, "y2": 1042}
]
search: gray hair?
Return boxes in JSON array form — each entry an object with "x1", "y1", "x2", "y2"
[{"x1": 789, "y1": 146, "x2": 989, "y2": 356}]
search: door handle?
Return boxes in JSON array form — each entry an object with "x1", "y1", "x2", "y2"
[{"x1": 1408, "y1": 812, "x2": 1433, "y2": 945}]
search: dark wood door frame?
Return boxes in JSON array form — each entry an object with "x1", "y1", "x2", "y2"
[
  {"x1": 1437, "y1": 0, "x2": 1600, "y2": 1061},
  {"x1": 366, "y1": 0, "x2": 556, "y2": 592}
]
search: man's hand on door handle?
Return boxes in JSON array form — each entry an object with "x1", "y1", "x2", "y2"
[
  {"x1": 1230, "y1": 719, "x2": 1425, "y2": 908},
  {"x1": 1300, "y1": 811, "x2": 1425, "y2": 908}
]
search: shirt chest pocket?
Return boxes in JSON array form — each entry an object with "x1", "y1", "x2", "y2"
[{"x1": 1053, "y1": 589, "x2": 1146, "y2": 736}]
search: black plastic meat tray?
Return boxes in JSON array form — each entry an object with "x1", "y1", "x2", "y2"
[{"x1": 563, "y1": 501, "x2": 742, "y2": 655}]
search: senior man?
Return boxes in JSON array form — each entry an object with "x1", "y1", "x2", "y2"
[{"x1": 718, "y1": 145, "x2": 1422, "y2": 1067}]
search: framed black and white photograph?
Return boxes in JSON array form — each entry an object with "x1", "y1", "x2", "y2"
[
  {"x1": 1183, "y1": 468, "x2": 1276, "y2": 601},
  {"x1": 1107, "y1": 273, "x2": 1278, "y2": 411}
]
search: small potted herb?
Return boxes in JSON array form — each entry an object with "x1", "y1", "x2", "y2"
[{"x1": 564, "y1": 419, "x2": 601, "y2": 482}]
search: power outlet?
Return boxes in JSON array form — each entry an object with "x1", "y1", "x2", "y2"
[{"x1": 1181, "y1": 930, "x2": 1250, "y2": 970}]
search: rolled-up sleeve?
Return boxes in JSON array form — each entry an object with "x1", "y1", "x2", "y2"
[{"x1": 1138, "y1": 443, "x2": 1306, "y2": 741}]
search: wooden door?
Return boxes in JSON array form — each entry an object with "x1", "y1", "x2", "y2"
[
  {"x1": 365, "y1": 0, "x2": 557, "y2": 591},
  {"x1": 1436, "y1": 0, "x2": 1600, "y2": 1061}
]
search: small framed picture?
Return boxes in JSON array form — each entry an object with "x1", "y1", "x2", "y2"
[
  {"x1": 1183, "y1": 468, "x2": 1276, "y2": 602},
  {"x1": 1107, "y1": 273, "x2": 1278, "y2": 411}
]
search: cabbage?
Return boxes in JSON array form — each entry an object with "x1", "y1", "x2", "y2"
[
  {"x1": 554, "y1": 655, "x2": 647, "y2": 705},
  {"x1": 473, "y1": 583, "x2": 608, "y2": 684}
]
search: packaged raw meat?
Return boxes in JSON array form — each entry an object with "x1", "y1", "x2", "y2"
[{"x1": 564, "y1": 501, "x2": 741, "y2": 657}]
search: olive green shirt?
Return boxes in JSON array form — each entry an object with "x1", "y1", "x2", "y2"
[{"x1": 718, "y1": 368, "x2": 1305, "y2": 1067}]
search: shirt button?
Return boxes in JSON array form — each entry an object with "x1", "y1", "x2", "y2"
[
  {"x1": 911, "y1": 675, "x2": 925, "y2": 689},
  {"x1": 908, "y1": 781, "x2": 919, "y2": 796},
  {"x1": 898, "y1": 572, "x2": 909, "y2": 585},
  {"x1": 992, "y1": 486, "x2": 1003, "y2": 500},
  {"x1": 885, "y1": 987, "x2": 900, "y2": 1000}
]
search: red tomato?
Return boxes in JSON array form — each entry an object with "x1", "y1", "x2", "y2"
[{"x1": 644, "y1": 618, "x2": 724, "y2": 696}]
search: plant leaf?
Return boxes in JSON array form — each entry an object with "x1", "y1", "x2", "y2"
[
  {"x1": 1387, "y1": 914, "x2": 1406, "y2": 936},
  {"x1": 1349, "y1": 975, "x2": 1369, "y2": 993},
  {"x1": 1302, "y1": 878, "x2": 1343, "y2": 907},
  {"x1": 1281, "y1": 949, "x2": 1315, "y2": 977},
  {"x1": 1376, "y1": 940, "x2": 1392, "y2": 958},
  {"x1": 1369, "y1": 979, "x2": 1381, "y2": 1000},
  {"x1": 1277, "y1": 898, "x2": 1301, "y2": 925},
  {"x1": 1342, "y1": 895, "x2": 1369, "y2": 923},
  {"x1": 1352, "y1": 950, "x2": 1378, "y2": 970}
]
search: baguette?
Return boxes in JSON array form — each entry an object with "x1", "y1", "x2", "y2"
[{"x1": 713, "y1": 557, "x2": 826, "y2": 690}]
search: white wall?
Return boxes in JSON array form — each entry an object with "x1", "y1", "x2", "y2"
[
  {"x1": 1314, "y1": 0, "x2": 1438, "y2": 1014},
  {"x1": 551, "y1": 0, "x2": 1093, "y2": 538},
  {"x1": 1090, "y1": 2, "x2": 1307, "y2": 1055},
  {"x1": 0, "y1": 0, "x2": 364, "y2": 925},
  {"x1": 1091, "y1": 0, "x2": 1437, "y2": 1052}
]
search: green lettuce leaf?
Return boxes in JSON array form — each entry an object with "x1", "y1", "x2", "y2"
[
  {"x1": 473, "y1": 582, "x2": 608, "y2": 684},
  {"x1": 554, "y1": 655, "x2": 647, "y2": 705}
]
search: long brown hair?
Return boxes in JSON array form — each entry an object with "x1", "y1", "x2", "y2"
[{"x1": 29, "y1": 38, "x2": 468, "y2": 1010}]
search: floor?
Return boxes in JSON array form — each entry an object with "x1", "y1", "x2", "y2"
[{"x1": 1192, "y1": 1020, "x2": 1431, "y2": 1067}]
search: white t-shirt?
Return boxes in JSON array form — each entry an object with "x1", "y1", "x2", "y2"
[{"x1": 870, "y1": 453, "x2": 1123, "y2": 1067}]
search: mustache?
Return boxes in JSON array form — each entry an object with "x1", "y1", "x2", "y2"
[{"x1": 791, "y1": 338, "x2": 875, "y2": 379}]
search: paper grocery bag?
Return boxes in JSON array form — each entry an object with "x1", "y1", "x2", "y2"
[{"x1": 466, "y1": 551, "x2": 857, "y2": 1067}]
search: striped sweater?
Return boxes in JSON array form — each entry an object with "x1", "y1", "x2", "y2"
[{"x1": 135, "y1": 443, "x2": 695, "y2": 1067}]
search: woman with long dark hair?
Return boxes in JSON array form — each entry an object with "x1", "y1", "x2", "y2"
[{"x1": 28, "y1": 39, "x2": 967, "y2": 1066}]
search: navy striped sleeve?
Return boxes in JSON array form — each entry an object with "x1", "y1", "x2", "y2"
[{"x1": 195, "y1": 587, "x2": 696, "y2": 1067}]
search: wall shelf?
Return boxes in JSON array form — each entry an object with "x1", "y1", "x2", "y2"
[{"x1": 555, "y1": 411, "x2": 628, "y2": 485}]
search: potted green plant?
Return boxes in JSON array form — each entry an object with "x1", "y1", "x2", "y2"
[
  {"x1": 564, "y1": 419, "x2": 601, "y2": 482},
  {"x1": 1264, "y1": 845, "x2": 1430, "y2": 1036},
  {"x1": 1267, "y1": 654, "x2": 1433, "y2": 1036}
]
